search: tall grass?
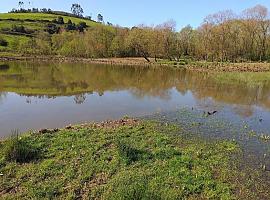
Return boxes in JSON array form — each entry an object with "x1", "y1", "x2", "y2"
[{"x1": 3, "y1": 130, "x2": 39, "y2": 163}]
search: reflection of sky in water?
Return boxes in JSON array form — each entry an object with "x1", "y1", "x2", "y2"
[
  {"x1": 0, "y1": 87, "x2": 270, "y2": 138},
  {"x1": 0, "y1": 89, "x2": 194, "y2": 136},
  {"x1": 0, "y1": 62, "x2": 270, "y2": 139}
]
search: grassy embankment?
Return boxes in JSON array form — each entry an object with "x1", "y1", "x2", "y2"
[
  {"x1": 157, "y1": 59, "x2": 270, "y2": 72},
  {"x1": 0, "y1": 12, "x2": 99, "y2": 52},
  {"x1": 0, "y1": 118, "x2": 246, "y2": 199}
]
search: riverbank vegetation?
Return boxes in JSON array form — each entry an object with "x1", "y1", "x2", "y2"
[
  {"x1": 1, "y1": 5, "x2": 270, "y2": 65},
  {"x1": 1, "y1": 119, "x2": 268, "y2": 199}
]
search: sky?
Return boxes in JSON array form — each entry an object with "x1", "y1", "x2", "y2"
[{"x1": 1, "y1": 0, "x2": 270, "y2": 30}]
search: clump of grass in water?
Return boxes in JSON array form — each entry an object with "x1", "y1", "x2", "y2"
[{"x1": 3, "y1": 130, "x2": 39, "y2": 163}]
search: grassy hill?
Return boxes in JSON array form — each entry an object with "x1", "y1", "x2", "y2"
[
  {"x1": 0, "y1": 12, "x2": 99, "y2": 54},
  {"x1": 0, "y1": 13, "x2": 97, "y2": 28}
]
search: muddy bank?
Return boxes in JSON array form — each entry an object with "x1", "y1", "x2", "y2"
[{"x1": 1, "y1": 55, "x2": 270, "y2": 72}]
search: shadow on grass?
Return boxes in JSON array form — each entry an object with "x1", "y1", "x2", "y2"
[{"x1": 117, "y1": 141, "x2": 153, "y2": 165}]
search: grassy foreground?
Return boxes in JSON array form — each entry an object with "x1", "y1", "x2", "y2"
[{"x1": 0, "y1": 119, "x2": 247, "y2": 199}]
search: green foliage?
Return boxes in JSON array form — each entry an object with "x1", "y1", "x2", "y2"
[
  {"x1": 2, "y1": 131, "x2": 39, "y2": 163},
  {"x1": 46, "y1": 23, "x2": 60, "y2": 34},
  {"x1": 0, "y1": 37, "x2": 8, "y2": 47},
  {"x1": 57, "y1": 16, "x2": 64, "y2": 24},
  {"x1": 11, "y1": 24, "x2": 26, "y2": 33}
]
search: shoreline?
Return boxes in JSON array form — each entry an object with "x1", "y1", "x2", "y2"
[{"x1": 1, "y1": 54, "x2": 270, "y2": 72}]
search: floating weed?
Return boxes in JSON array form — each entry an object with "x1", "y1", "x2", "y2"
[{"x1": 259, "y1": 134, "x2": 270, "y2": 142}]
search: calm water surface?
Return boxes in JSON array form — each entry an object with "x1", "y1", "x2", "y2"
[{"x1": 0, "y1": 61, "x2": 270, "y2": 138}]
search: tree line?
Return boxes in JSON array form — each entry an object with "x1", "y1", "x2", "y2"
[{"x1": 8, "y1": 5, "x2": 270, "y2": 62}]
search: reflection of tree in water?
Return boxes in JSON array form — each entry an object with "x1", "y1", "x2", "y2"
[
  {"x1": 26, "y1": 97, "x2": 31, "y2": 104},
  {"x1": 195, "y1": 97, "x2": 223, "y2": 112},
  {"x1": 74, "y1": 94, "x2": 86, "y2": 104},
  {"x1": 1, "y1": 62, "x2": 270, "y2": 116},
  {"x1": 0, "y1": 92, "x2": 7, "y2": 104},
  {"x1": 232, "y1": 105, "x2": 254, "y2": 118}
]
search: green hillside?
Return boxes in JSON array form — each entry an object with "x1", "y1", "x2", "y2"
[
  {"x1": 0, "y1": 13, "x2": 97, "y2": 27},
  {"x1": 0, "y1": 12, "x2": 99, "y2": 54}
]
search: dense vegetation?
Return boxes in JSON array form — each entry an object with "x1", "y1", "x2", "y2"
[
  {"x1": 0, "y1": 120, "x2": 248, "y2": 199},
  {"x1": 1, "y1": 5, "x2": 270, "y2": 62}
]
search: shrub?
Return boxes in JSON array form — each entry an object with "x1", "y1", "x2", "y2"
[
  {"x1": 11, "y1": 25, "x2": 26, "y2": 33},
  {"x1": 77, "y1": 22, "x2": 87, "y2": 32},
  {"x1": 3, "y1": 131, "x2": 39, "y2": 163},
  {"x1": 57, "y1": 16, "x2": 64, "y2": 24},
  {"x1": 0, "y1": 38, "x2": 8, "y2": 47},
  {"x1": 46, "y1": 23, "x2": 60, "y2": 34},
  {"x1": 65, "y1": 20, "x2": 76, "y2": 31}
]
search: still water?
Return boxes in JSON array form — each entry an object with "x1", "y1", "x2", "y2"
[{"x1": 0, "y1": 61, "x2": 270, "y2": 137}]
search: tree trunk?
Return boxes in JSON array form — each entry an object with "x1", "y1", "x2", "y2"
[{"x1": 144, "y1": 56, "x2": 150, "y2": 62}]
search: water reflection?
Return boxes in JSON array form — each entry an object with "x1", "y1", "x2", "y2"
[{"x1": 0, "y1": 61, "x2": 269, "y2": 136}]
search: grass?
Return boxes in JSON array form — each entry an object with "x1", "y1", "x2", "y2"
[
  {"x1": 0, "y1": 33, "x2": 30, "y2": 51},
  {"x1": 0, "y1": 13, "x2": 97, "y2": 27},
  {"x1": 0, "y1": 12, "x2": 111, "y2": 54},
  {"x1": 212, "y1": 72, "x2": 270, "y2": 87},
  {"x1": 1, "y1": 130, "x2": 40, "y2": 163},
  {"x1": 0, "y1": 119, "x2": 243, "y2": 199}
]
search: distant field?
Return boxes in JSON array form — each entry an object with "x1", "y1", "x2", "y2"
[
  {"x1": 0, "y1": 12, "x2": 101, "y2": 52},
  {"x1": 0, "y1": 20, "x2": 45, "y2": 31},
  {"x1": 0, "y1": 13, "x2": 97, "y2": 27}
]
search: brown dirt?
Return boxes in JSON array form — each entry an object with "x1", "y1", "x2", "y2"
[
  {"x1": 37, "y1": 118, "x2": 139, "y2": 134},
  {"x1": 188, "y1": 62, "x2": 270, "y2": 72},
  {"x1": 1, "y1": 55, "x2": 270, "y2": 72}
]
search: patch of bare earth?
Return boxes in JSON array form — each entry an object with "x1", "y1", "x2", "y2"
[
  {"x1": 37, "y1": 118, "x2": 140, "y2": 134},
  {"x1": 188, "y1": 63, "x2": 270, "y2": 72}
]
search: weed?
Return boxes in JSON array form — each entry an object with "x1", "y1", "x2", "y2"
[{"x1": 3, "y1": 130, "x2": 40, "y2": 163}]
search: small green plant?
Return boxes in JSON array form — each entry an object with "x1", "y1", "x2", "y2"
[{"x1": 3, "y1": 130, "x2": 39, "y2": 163}]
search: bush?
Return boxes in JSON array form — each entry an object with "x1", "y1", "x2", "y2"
[
  {"x1": 3, "y1": 131, "x2": 39, "y2": 163},
  {"x1": 0, "y1": 38, "x2": 8, "y2": 47},
  {"x1": 77, "y1": 22, "x2": 87, "y2": 32},
  {"x1": 46, "y1": 23, "x2": 60, "y2": 34},
  {"x1": 65, "y1": 20, "x2": 76, "y2": 31},
  {"x1": 11, "y1": 25, "x2": 26, "y2": 33},
  {"x1": 57, "y1": 16, "x2": 64, "y2": 24}
]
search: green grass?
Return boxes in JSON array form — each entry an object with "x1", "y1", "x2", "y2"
[
  {"x1": 2, "y1": 130, "x2": 40, "y2": 163},
  {"x1": 0, "y1": 20, "x2": 45, "y2": 31},
  {"x1": 0, "y1": 13, "x2": 98, "y2": 27},
  {"x1": 0, "y1": 12, "x2": 111, "y2": 54},
  {"x1": 0, "y1": 120, "x2": 242, "y2": 199},
  {"x1": 212, "y1": 72, "x2": 270, "y2": 87},
  {"x1": 0, "y1": 33, "x2": 30, "y2": 51}
]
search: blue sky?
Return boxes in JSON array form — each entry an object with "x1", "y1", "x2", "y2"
[{"x1": 1, "y1": 0, "x2": 269, "y2": 29}]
